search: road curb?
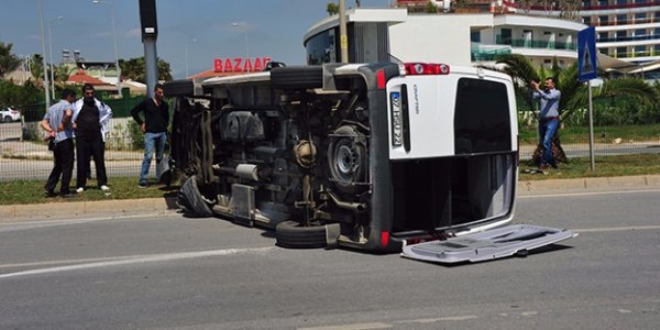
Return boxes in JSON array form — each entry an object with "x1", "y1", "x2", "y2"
[
  {"x1": 0, "y1": 197, "x2": 178, "y2": 223},
  {"x1": 517, "y1": 174, "x2": 660, "y2": 195},
  {"x1": 2, "y1": 175, "x2": 660, "y2": 221}
]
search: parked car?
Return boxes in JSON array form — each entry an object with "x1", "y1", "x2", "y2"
[{"x1": 0, "y1": 106, "x2": 22, "y2": 123}]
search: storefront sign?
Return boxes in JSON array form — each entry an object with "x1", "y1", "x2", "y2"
[{"x1": 213, "y1": 57, "x2": 272, "y2": 72}]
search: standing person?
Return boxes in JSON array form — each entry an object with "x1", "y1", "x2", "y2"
[
  {"x1": 73, "y1": 84, "x2": 112, "y2": 192},
  {"x1": 42, "y1": 89, "x2": 77, "y2": 198},
  {"x1": 531, "y1": 77, "x2": 561, "y2": 170},
  {"x1": 131, "y1": 84, "x2": 169, "y2": 188}
]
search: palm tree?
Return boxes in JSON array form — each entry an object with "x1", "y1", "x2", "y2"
[
  {"x1": 0, "y1": 41, "x2": 22, "y2": 79},
  {"x1": 493, "y1": 53, "x2": 660, "y2": 165}
]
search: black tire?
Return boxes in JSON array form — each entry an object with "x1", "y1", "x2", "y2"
[
  {"x1": 275, "y1": 220, "x2": 328, "y2": 249},
  {"x1": 164, "y1": 79, "x2": 195, "y2": 97},
  {"x1": 177, "y1": 175, "x2": 213, "y2": 217},
  {"x1": 3, "y1": 116, "x2": 11, "y2": 123},
  {"x1": 270, "y1": 66, "x2": 323, "y2": 90}
]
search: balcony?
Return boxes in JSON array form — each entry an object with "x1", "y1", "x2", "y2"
[
  {"x1": 598, "y1": 34, "x2": 660, "y2": 42},
  {"x1": 472, "y1": 48, "x2": 512, "y2": 61},
  {"x1": 496, "y1": 35, "x2": 577, "y2": 50}
]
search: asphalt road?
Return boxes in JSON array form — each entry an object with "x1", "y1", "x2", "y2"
[{"x1": 1, "y1": 188, "x2": 659, "y2": 329}]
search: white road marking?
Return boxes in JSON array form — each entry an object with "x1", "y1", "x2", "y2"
[
  {"x1": 396, "y1": 315, "x2": 478, "y2": 323},
  {"x1": 518, "y1": 188, "x2": 660, "y2": 199},
  {"x1": 574, "y1": 225, "x2": 660, "y2": 233},
  {"x1": 298, "y1": 323, "x2": 392, "y2": 330},
  {"x1": 0, "y1": 246, "x2": 274, "y2": 279}
]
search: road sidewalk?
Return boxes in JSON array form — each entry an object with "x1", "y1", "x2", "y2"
[{"x1": 2, "y1": 174, "x2": 660, "y2": 222}]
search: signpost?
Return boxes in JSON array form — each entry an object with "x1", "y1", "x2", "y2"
[{"x1": 578, "y1": 26, "x2": 597, "y2": 171}]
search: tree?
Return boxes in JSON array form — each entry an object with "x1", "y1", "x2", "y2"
[
  {"x1": 29, "y1": 54, "x2": 44, "y2": 81},
  {"x1": 425, "y1": 1, "x2": 438, "y2": 13},
  {"x1": 327, "y1": 2, "x2": 339, "y2": 16},
  {"x1": 0, "y1": 41, "x2": 21, "y2": 79},
  {"x1": 119, "y1": 57, "x2": 173, "y2": 83},
  {"x1": 492, "y1": 53, "x2": 660, "y2": 164}
]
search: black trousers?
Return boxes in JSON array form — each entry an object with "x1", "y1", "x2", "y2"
[
  {"x1": 45, "y1": 138, "x2": 75, "y2": 194},
  {"x1": 76, "y1": 132, "x2": 108, "y2": 189}
]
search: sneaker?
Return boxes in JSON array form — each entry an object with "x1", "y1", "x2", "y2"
[
  {"x1": 538, "y1": 164, "x2": 549, "y2": 170},
  {"x1": 138, "y1": 182, "x2": 148, "y2": 188},
  {"x1": 100, "y1": 185, "x2": 110, "y2": 191},
  {"x1": 45, "y1": 190, "x2": 57, "y2": 198},
  {"x1": 76, "y1": 187, "x2": 85, "y2": 193}
]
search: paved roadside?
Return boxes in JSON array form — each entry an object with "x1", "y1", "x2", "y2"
[{"x1": 2, "y1": 174, "x2": 660, "y2": 222}]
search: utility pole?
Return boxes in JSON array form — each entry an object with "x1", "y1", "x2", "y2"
[
  {"x1": 38, "y1": 0, "x2": 51, "y2": 109},
  {"x1": 339, "y1": 0, "x2": 349, "y2": 63},
  {"x1": 139, "y1": 0, "x2": 159, "y2": 98}
]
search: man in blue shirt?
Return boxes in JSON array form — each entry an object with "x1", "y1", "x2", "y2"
[
  {"x1": 42, "y1": 89, "x2": 77, "y2": 197},
  {"x1": 531, "y1": 77, "x2": 561, "y2": 170}
]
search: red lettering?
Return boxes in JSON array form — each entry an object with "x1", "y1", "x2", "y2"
[
  {"x1": 253, "y1": 58, "x2": 263, "y2": 71},
  {"x1": 224, "y1": 58, "x2": 233, "y2": 72},
  {"x1": 214, "y1": 59, "x2": 223, "y2": 72},
  {"x1": 233, "y1": 58, "x2": 242, "y2": 71},
  {"x1": 264, "y1": 57, "x2": 272, "y2": 66},
  {"x1": 243, "y1": 58, "x2": 253, "y2": 72}
]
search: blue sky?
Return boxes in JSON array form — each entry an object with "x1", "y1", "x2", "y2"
[{"x1": 0, "y1": 0, "x2": 390, "y2": 79}]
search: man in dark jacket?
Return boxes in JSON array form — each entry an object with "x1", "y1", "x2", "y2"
[
  {"x1": 131, "y1": 84, "x2": 169, "y2": 187},
  {"x1": 73, "y1": 84, "x2": 111, "y2": 193}
]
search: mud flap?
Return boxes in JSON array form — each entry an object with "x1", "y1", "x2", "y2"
[{"x1": 325, "y1": 223, "x2": 341, "y2": 249}]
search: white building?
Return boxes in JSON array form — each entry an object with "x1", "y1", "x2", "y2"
[
  {"x1": 303, "y1": 7, "x2": 586, "y2": 68},
  {"x1": 502, "y1": 0, "x2": 660, "y2": 76}
]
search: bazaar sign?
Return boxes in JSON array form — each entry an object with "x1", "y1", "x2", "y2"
[{"x1": 214, "y1": 57, "x2": 272, "y2": 72}]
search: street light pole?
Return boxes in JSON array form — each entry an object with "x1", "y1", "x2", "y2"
[
  {"x1": 49, "y1": 15, "x2": 64, "y2": 101},
  {"x1": 92, "y1": 0, "x2": 121, "y2": 96},
  {"x1": 185, "y1": 37, "x2": 197, "y2": 78},
  {"x1": 38, "y1": 0, "x2": 51, "y2": 109},
  {"x1": 231, "y1": 22, "x2": 249, "y2": 60}
]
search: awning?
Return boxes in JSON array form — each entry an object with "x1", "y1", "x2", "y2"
[{"x1": 596, "y1": 52, "x2": 660, "y2": 74}]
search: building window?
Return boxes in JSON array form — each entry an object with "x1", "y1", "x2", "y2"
[
  {"x1": 635, "y1": 13, "x2": 647, "y2": 23},
  {"x1": 617, "y1": 47, "x2": 627, "y2": 57},
  {"x1": 654, "y1": 45, "x2": 660, "y2": 55},
  {"x1": 616, "y1": 30, "x2": 627, "y2": 40},
  {"x1": 471, "y1": 31, "x2": 480, "y2": 42},
  {"x1": 598, "y1": 32, "x2": 608, "y2": 40},
  {"x1": 583, "y1": 16, "x2": 591, "y2": 25},
  {"x1": 599, "y1": 16, "x2": 609, "y2": 25},
  {"x1": 617, "y1": 14, "x2": 626, "y2": 24},
  {"x1": 598, "y1": 0, "x2": 608, "y2": 6},
  {"x1": 635, "y1": 45, "x2": 646, "y2": 55},
  {"x1": 635, "y1": 29, "x2": 647, "y2": 37},
  {"x1": 501, "y1": 28, "x2": 512, "y2": 45},
  {"x1": 616, "y1": 0, "x2": 627, "y2": 4}
]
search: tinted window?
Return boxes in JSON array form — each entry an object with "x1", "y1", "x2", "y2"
[
  {"x1": 454, "y1": 78, "x2": 512, "y2": 155},
  {"x1": 305, "y1": 29, "x2": 337, "y2": 65}
]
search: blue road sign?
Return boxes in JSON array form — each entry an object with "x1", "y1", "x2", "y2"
[{"x1": 578, "y1": 26, "x2": 597, "y2": 82}]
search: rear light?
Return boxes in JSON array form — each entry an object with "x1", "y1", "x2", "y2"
[
  {"x1": 376, "y1": 69, "x2": 386, "y2": 89},
  {"x1": 404, "y1": 63, "x2": 450, "y2": 75},
  {"x1": 380, "y1": 231, "x2": 390, "y2": 248}
]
